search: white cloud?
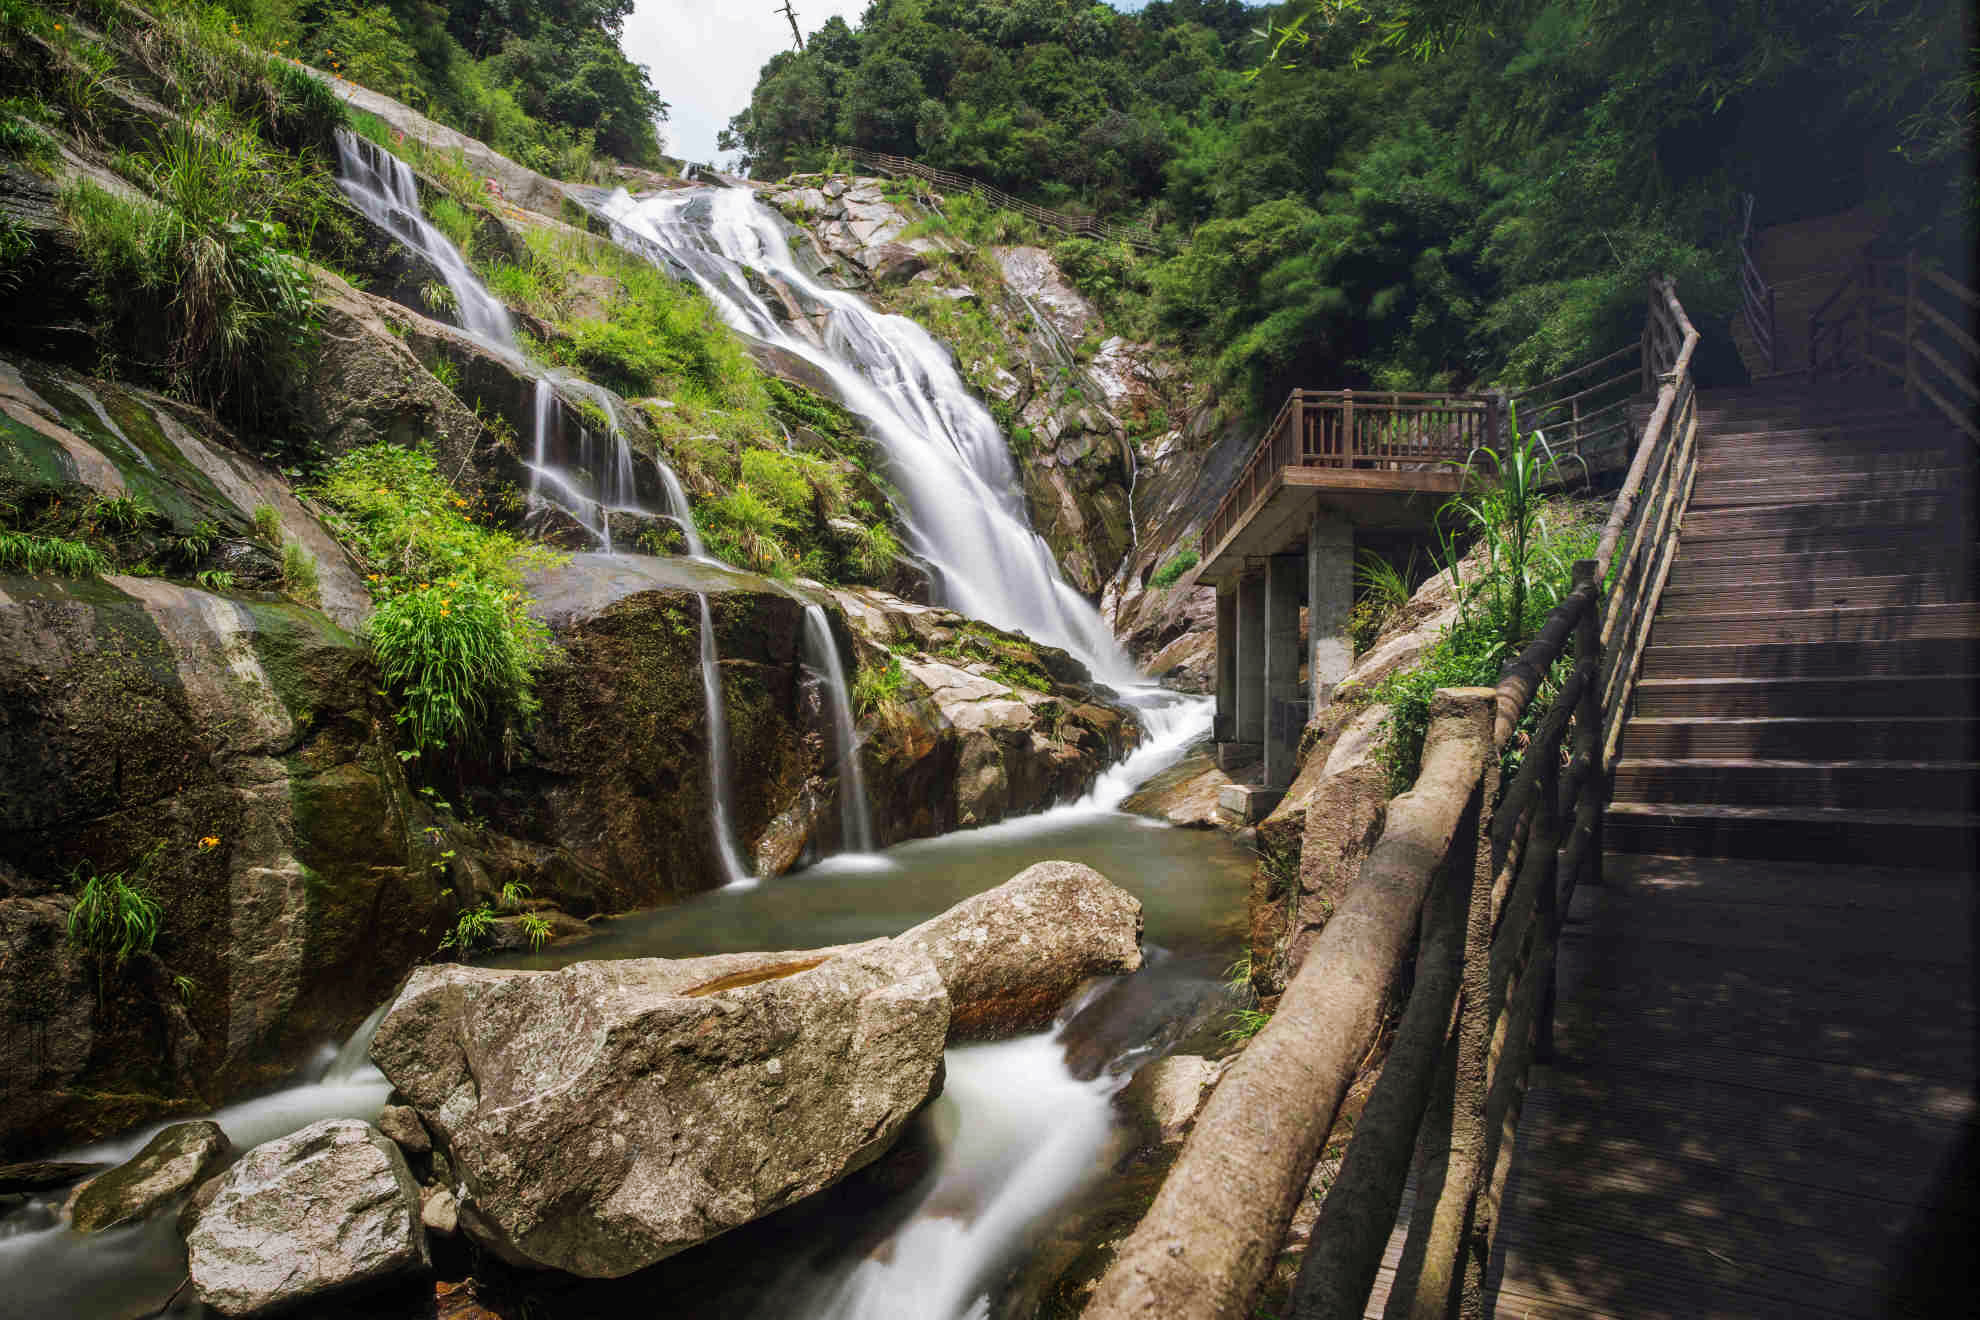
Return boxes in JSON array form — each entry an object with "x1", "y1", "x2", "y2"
[{"x1": 620, "y1": 0, "x2": 867, "y2": 167}]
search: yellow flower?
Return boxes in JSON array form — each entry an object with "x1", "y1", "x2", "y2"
[
  {"x1": 198, "y1": 835, "x2": 220, "y2": 851},
  {"x1": 419, "y1": 582, "x2": 431, "y2": 589},
  {"x1": 439, "y1": 607, "x2": 451, "y2": 616},
  {"x1": 366, "y1": 573, "x2": 380, "y2": 582}
]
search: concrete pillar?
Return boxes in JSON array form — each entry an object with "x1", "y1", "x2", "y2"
[
  {"x1": 1214, "y1": 588, "x2": 1237, "y2": 743},
  {"x1": 1308, "y1": 510, "x2": 1353, "y2": 712},
  {"x1": 1263, "y1": 553, "x2": 1305, "y2": 790},
  {"x1": 1234, "y1": 571, "x2": 1266, "y2": 744}
]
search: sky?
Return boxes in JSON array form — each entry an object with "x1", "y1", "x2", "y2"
[{"x1": 622, "y1": 0, "x2": 1161, "y2": 168}]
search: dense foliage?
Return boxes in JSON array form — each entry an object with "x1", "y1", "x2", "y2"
[
  {"x1": 212, "y1": 0, "x2": 668, "y2": 168},
  {"x1": 736, "y1": 0, "x2": 1971, "y2": 407}
]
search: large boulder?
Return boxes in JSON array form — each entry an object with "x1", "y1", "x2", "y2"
[
  {"x1": 366, "y1": 864, "x2": 1141, "y2": 1276},
  {"x1": 369, "y1": 944, "x2": 951, "y2": 1277},
  {"x1": 187, "y1": 1118, "x2": 429, "y2": 1317},
  {"x1": 69, "y1": 1120, "x2": 233, "y2": 1232}
]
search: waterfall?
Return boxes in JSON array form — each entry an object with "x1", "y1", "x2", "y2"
[
  {"x1": 330, "y1": 129, "x2": 515, "y2": 348},
  {"x1": 599, "y1": 186, "x2": 1136, "y2": 686},
  {"x1": 801, "y1": 604, "x2": 874, "y2": 853},
  {"x1": 654, "y1": 455, "x2": 705, "y2": 557},
  {"x1": 697, "y1": 593, "x2": 753, "y2": 887},
  {"x1": 526, "y1": 375, "x2": 655, "y2": 552}
]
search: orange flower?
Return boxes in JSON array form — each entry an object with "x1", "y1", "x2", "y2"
[
  {"x1": 419, "y1": 582, "x2": 431, "y2": 589},
  {"x1": 197, "y1": 835, "x2": 220, "y2": 851},
  {"x1": 366, "y1": 573, "x2": 380, "y2": 581}
]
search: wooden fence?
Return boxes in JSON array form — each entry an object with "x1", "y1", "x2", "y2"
[
  {"x1": 832, "y1": 145, "x2": 1163, "y2": 251},
  {"x1": 1808, "y1": 248, "x2": 1980, "y2": 443},
  {"x1": 1736, "y1": 192, "x2": 1781, "y2": 373},
  {"x1": 1201, "y1": 390, "x2": 1497, "y2": 557},
  {"x1": 1087, "y1": 278, "x2": 1702, "y2": 1320},
  {"x1": 1505, "y1": 340, "x2": 1643, "y2": 481}
]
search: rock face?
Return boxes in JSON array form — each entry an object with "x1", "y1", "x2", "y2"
[
  {"x1": 69, "y1": 1120, "x2": 234, "y2": 1232},
  {"x1": 187, "y1": 1118, "x2": 429, "y2": 1317},
  {"x1": 829, "y1": 587, "x2": 1136, "y2": 843},
  {"x1": 367, "y1": 864, "x2": 1141, "y2": 1276},
  {"x1": 370, "y1": 946, "x2": 951, "y2": 1277},
  {"x1": 0, "y1": 357, "x2": 448, "y2": 1158}
]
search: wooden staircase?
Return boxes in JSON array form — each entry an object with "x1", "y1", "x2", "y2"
[{"x1": 1604, "y1": 380, "x2": 1978, "y2": 868}]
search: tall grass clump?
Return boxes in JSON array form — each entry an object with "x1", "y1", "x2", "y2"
[
  {"x1": 61, "y1": 108, "x2": 334, "y2": 415},
  {"x1": 1374, "y1": 423, "x2": 1600, "y2": 793},
  {"x1": 0, "y1": 528, "x2": 110, "y2": 576},
  {"x1": 67, "y1": 843, "x2": 165, "y2": 970},
  {"x1": 314, "y1": 443, "x2": 557, "y2": 757}
]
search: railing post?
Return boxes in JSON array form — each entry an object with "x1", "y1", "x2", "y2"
[
  {"x1": 1485, "y1": 392, "x2": 1500, "y2": 458},
  {"x1": 1904, "y1": 249, "x2": 1919, "y2": 410},
  {"x1": 1341, "y1": 388, "x2": 1355, "y2": 464},
  {"x1": 1765, "y1": 283, "x2": 1778, "y2": 373}
]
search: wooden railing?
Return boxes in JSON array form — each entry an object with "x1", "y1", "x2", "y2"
[
  {"x1": 1201, "y1": 390, "x2": 1496, "y2": 556},
  {"x1": 1736, "y1": 192, "x2": 1780, "y2": 373},
  {"x1": 832, "y1": 145, "x2": 1163, "y2": 251},
  {"x1": 1808, "y1": 249, "x2": 1979, "y2": 443},
  {"x1": 1505, "y1": 340, "x2": 1643, "y2": 479},
  {"x1": 1086, "y1": 279, "x2": 1702, "y2": 1320}
]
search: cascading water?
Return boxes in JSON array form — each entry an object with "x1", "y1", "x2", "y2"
[
  {"x1": 801, "y1": 603, "x2": 875, "y2": 853},
  {"x1": 331, "y1": 130, "x2": 515, "y2": 348},
  {"x1": 601, "y1": 187, "x2": 1135, "y2": 685},
  {"x1": 698, "y1": 593, "x2": 753, "y2": 886}
]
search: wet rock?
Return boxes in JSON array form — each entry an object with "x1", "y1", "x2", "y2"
[
  {"x1": 1116, "y1": 1055, "x2": 1225, "y2": 1147},
  {"x1": 858, "y1": 241, "x2": 928, "y2": 285},
  {"x1": 421, "y1": 1185, "x2": 459, "y2": 1235},
  {"x1": 377, "y1": 1104, "x2": 431, "y2": 1156},
  {"x1": 69, "y1": 1120, "x2": 233, "y2": 1233},
  {"x1": 187, "y1": 1118, "x2": 429, "y2": 1317},
  {"x1": 993, "y1": 246, "x2": 1104, "y2": 346},
  {"x1": 0, "y1": 1160, "x2": 106, "y2": 1195},
  {"x1": 895, "y1": 860, "x2": 1143, "y2": 1040},
  {"x1": 369, "y1": 945, "x2": 950, "y2": 1277},
  {"x1": 1121, "y1": 741, "x2": 1237, "y2": 830}
]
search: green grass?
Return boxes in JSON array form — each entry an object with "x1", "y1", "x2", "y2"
[
  {"x1": 0, "y1": 529, "x2": 110, "y2": 576},
  {"x1": 313, "y1": 443, "x2": 557, "y2": 757},
  {"x1": 278, "y1": 538, "x2": 319, "y2": 606},
  {"x1": 67, "y1": 845, "x2": 165, "y2": 970},
  {"x1": 852, "y1": 653, "x2": 905, "y2": 714},
  {"x1": 250, "y1": 502, "x2": 281, "y2": 544},
  {"x1": 1150, "y1": 549, "x2": 1198, "y2": 589}
]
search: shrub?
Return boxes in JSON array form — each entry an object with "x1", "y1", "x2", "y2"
[
  {"x1": 314, "y1": 444, "x2": 555, "y2": 757},
  {"x1": 1150, "y1": 549, "x2": 1198, "y2": 589},
  {"x1": 250, "y1": 502, "x2": 282, "y2": 544},
  {"x1": 847, "y1": 521, "x2": 899, "y2": 582},
  {"x1": 698, "y1": 483, "x2": 792, "y2": 574},
  {"x1": 279, "y1": 538, "x2": 319, "y2": 606}
]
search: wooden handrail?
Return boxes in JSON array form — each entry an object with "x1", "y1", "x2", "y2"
[
  {"x1": 830, "y1": 146, "x2": 1163, "y2": 251},
  {"x1": 1807, "y1": 247, "x2": 1979, "y2": 443},
  {"x1": 1097, "y1": 280, "x2": 1704, "y2": 1320}
]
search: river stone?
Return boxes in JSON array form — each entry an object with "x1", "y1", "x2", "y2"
[
  {"x1": 187, "y1": 1118, "x2": 429, "y2": 1317},
  {"x1": 69, "y1": 1120, "x2": 233, "y2": 1233},
  {"x1": 369, "y1": 945, "x2": 950, "y2": 1278},
  {"x1": 376, "y1": 1103, "x2": 430, "y2": 1156}
]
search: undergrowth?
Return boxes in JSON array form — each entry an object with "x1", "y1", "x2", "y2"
[{"x1": 313, "y1": 443, "x2": 558, "y2": 758}]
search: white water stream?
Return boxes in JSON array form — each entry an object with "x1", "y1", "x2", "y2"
[
  {"x1": 803, "y1": 603, "x2": 876, "y2": 853},
  {"x1": 331, "y1": 130, "x2": 516, "y2": 348}
]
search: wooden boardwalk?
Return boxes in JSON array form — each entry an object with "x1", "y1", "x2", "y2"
[{"x1": 1480, "y1": 383, "x2": 1978, "y2": 1316}]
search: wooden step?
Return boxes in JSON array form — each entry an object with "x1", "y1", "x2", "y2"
[
  {"x1": 1646, "y1": 601, "x2": 1980, "y2": 646},
  {"x1": 1667, "y1": 547, "x2": 1972, "y2": 590},
  {"x1": 1682, "y1": 494, "x2": 1971, "y2": 538},
  {"x1": 1690, "y1": 468, "x2": 1972, "y2": 507},
  {"x1": 1659, "y1": 573, "x2": 1964, "y2": 614},
  {"x1": 1694, "y1": 417, "x2": 1949, "y2": 445},
  {"x1": 1676, "y1": 522, "x2": 1972, "y2": 557},
  {"x1": 1694, "y1": 448, "x2": 1972, "y2": 481},
  {"x1": 1620, "y1": 717, "x2": 1979, "y2": 761},
  {"x1": 1603, "y1": 802, "x2": 1980, "y2": 868},
  {"x1": 1632, "y1": 674, "x2": 1976, "y2": 719},
  {"x1": 1640, "y1": 637, "x2": 1980, "y2": 680},
  {"x1": 1612, "y1": 759, "x2": 1980, "y2": 812}
]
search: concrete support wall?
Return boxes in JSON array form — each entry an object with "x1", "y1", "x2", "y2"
[
  {"x1": 1234, "y1": 571, "x2": 1266, "y2": 743},
  {"x1": 1308, "y1": 510, "x2": 1354, "y2": 712},
  {"x1": 1214, "y1": 589, "x2": 1237, "y2": 743},
  {"x1": 1264, "y1": 553, "x2": 1305, "y2": 789}
]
